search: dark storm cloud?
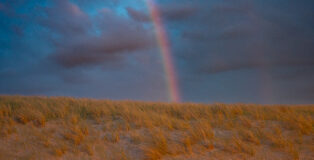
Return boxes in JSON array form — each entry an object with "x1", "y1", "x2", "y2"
[
  {"x1": 0, "y1": 3, "x2": 5, "y2": 11},
  {"x1": 4, "y1": 0, "x2": 156, "y2": 69},
  {"x1": 126, "y1": 7, "x2": 150, "y2": 22},
  {"x1": 38, "y1": 0, "x2": 92, "y2": 36},
  {"x1": 52, "y1": 28, "x2": 154, "y2": 68},
  {"x1": 200, "y1": 56, "x2": 314, "y2": 74},
  {"x1": 0, "y1": 2, "x2": 16, "y2": 16},
  {"x1": 176, "y1": 0, "x2": 314, "y2": 75},
  {"x1": 0, "y1": 0, "x2": 159, "y2": 97},
  {"x1": 127, "y1": 3, "x2": 198, "y2": 22},
  {"x1": 0, "y1": 2, "x2": 27, "y2": 38},
  {"x1": 158, "y1": 0, "x2": 314, "y2": 103},
  {"x1": 47, "y1": 6, "x2": 155, "y2": 68},
  {"x1": 275, "y1": 66, "x2": 314, "y2": 80}
]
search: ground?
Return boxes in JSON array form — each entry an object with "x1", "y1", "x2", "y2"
[{"x1": 0, "y1": 96, "x2": 313, "y2": 160}]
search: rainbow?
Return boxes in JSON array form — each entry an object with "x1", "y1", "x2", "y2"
[{"x1": 146, "y1": 0, "x2": 181, "y2": 102}]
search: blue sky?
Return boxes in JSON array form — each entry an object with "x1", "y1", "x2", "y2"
[{"x1": 0, "y1": 0, "x2": 314, "y2": 104}]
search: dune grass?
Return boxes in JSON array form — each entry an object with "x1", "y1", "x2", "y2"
[{"x1": 0, "y1": 95, "x2": 313, "y2": 160}]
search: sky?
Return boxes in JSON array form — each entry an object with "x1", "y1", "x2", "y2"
[{"x1": 0, "y1": 0, "x2": 314, "y2": 104}]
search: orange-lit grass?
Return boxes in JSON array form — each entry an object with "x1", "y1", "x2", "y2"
[{"x1": 0, "y1": 96, "x2": 313, "y2": 160}]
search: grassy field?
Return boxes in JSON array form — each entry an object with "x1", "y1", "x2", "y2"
[{"x1": 0, "y1": 96, "x2": 313, "y2": 160}]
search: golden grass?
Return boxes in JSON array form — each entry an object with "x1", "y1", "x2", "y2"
[
  {"x1": 0, "y1": 95, "x2": 313, "y2": 159},
  {"x1": 129, "y1": 130, "x2": 143, "y2": 145},
  {"x1": 238, "y1": 128, "x2": 260, "y2": 145},
  {"x1": 54, "y1": 144, "x2": 68, "y2": 157},
  {"x1": 104, "y1": 131, "x2": 120, "y2": 143},
  {"x1": 63, "y1": 124, "x2": 89, "y2": 145},
  {"x1": 223, "y1": 137, "x2": 257, "y2": 156},
  {"x1": 144, "y1": 129, "x2": 169, "y2": 159}
]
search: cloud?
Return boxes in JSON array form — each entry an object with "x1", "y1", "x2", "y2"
[
  {"x1": 1, "y1": 0, "x2": 157, "y2": 88},
  {"x1": 10, "y1": 0, "x2": 156, "y2": 69},
  {"x1": 200, "y1": 58, "x2": 314, "y2": 74},
  {"x1": 50, "y1": 7, "x2": 155, "y2": 68},
  {"x1": 52, "y1": 30, "x2": 154, "y2": 68},
  {"x1": 0, "y1": 3, "x2": 4, "y2": 11},
  {"x1": 274, "y1": 66, "x2": 314, "y2": 80},
  {"x1": 38, "y1": 0, "x2": 91, "y2": 37},
  {"x1": 0, "y1": 2, "x2": 15, "y2": 16},
  {"x1": 176, "y1": 0, "x2": 314, "y2": 75},
  {"x1": 126, "y1": 7, "x2": 150, "y2": 22},
  {"x1": 127, "y1": 3, "x2": 198, "y2": 22}
]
